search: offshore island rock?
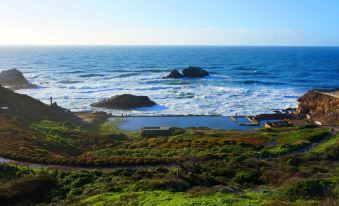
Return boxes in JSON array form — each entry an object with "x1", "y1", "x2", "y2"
[{"x1": 91, "y1": 94, "x2": 157, "y2": 109}]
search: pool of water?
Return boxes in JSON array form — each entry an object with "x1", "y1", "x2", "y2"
[{"x1": 111, "y1": 116, "x2": 273, "y2": 131}]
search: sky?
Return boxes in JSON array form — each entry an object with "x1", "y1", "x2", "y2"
[{"x1": 0, "y1": 0, "x2": 338, "y2": 46}]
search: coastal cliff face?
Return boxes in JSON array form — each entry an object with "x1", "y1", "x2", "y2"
[{"x1": 297, "y1": 90, "x2": 339, "y2": 124}]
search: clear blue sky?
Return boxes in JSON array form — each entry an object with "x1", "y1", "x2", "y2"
[{"x1": 0, "y1": 0, "x2": 338, "y2": 45}]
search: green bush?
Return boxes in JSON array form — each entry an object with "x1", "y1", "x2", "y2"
[
  {"x1": 286, "y1": 157, "x2": 301, "y2": 166},
  {"x1": 0, "y1": 175, "x2": 57, "y2": 205},
  {"x1": 140, "y1": 178, "x2": 191, "y2": 192},
  {"x1": 324, "y1": 147, "x2": 339, "y2": 160},
  {"x1": 279, "y1": 178, "x2": 336, "y2": 200},
  {"x1": 234, "y1": 171, "x2": 260, "y2": 184}
]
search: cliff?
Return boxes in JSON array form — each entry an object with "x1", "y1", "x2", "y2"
[{"x1": 297, "y1": 89, "x2": 339, "y2": 124}]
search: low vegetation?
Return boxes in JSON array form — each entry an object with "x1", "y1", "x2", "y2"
[{"x1": 0, "y1": 113, "x2": 338, "y2": 205}]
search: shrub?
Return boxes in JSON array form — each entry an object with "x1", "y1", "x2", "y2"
[
  {"x1": 324, "y1": 147, "x2": 339, "y2": 160},
  {"x1": 210, "y1": 167, "x2": 235, "y2": 178},
  {"x1": 70, "y1": 176, "x2": 93, "y2": 188},
  {"x1": 0, "y1": 175, "x2": 57, "y2": 205},
  {"x1": 141, "y1": 178, "x2": 191, "y2": 192},
  {"x1": 279, "y1": 178, "x2": 336, "y2": 200},
  {"x1": 184, "y1": 174, "x2": 219, "y2": 187},
  {"x1": 286, "y1": 157, "x2": 301, "y2": 166},
  {"x1": 234, "y1": 171, "x2": 260, "y2": 184}
]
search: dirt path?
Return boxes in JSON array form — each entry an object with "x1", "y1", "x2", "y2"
[
  {"x1": 1, "y1": 127, "x2": 336, "y2": 172},
  {"x1": 261, "y1": 131, "x2": 336, "y2": 160},
  {"x1": 318, "y1": 91, "x2": 339, "y2": 99},
  {"x1": 0, "y1": 157, "x2": 171, "y2": 172}
]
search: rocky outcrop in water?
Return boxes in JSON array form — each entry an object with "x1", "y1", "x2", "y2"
[
  {"x1": 182, "y1": 66, "x2": 209, "y2": 78},
  {"x1": 164, "y1": 70, "x2": 184, "y2": 78},
  {"x1": 0, "y1": 69, "x2": 36, "y2": 89},
  {"x1": 90, "y1": 94, "x2": 157, "y2": 109},
  {"x1": 164, "y1": 66, "x2": 209, "y2": 78},
  {"x1": 297, "y1": 89, "x2": 339, "y2": 124}
]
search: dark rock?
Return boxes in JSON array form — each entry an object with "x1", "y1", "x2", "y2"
[
  {"x1": 182, "y1": 66, "x2": 209, "y2": 78},
  {"x1": 164, "y1": 70, "x2": 184, "y2": 79},
  {"x1": 90, "y1": 94, "x2": 157, "y2": 109},
  {"x1": 0, "y1": 69, "x2": 36, "y2": 89}
]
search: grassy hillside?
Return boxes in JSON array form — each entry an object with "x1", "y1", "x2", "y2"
[
  {"x1": 0, "y1": 110, "x2": 338, "y2": 205},
  {"x1": 0, "y1": 85, "x2": 83, "y2": 126}
]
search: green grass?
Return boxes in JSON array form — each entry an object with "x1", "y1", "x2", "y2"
[
  {"x1": 2, "y1": 116, "x2": 338, "y2": 206},
  {"x1": 99, "y1": 118, "x2": 140, "y2": 138},
  {"x1": 30, "y1": 120, "x2": 76, "y2": 145},
  {"x1": 80, "y1": 191, "x2": 268, "y2": 206},
  {"x1": 309, "y1": 135, "x2": 339, "y2": 154},
  {"x1": 262, "y1": 127, "x2": 330, "y2": 155}
]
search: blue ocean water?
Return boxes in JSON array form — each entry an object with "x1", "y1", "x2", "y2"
[{"x1": 0, "y1": 46, "x2": 338, "y2": 115}]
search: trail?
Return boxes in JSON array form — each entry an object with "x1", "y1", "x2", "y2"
[
  {"x1": 1, "y1": 127, "x2": 337, "y2": 171},
  {"x1": 260, "y1": 127, "x2": 337, "y2": 160},
  {"x1": 0, "y1": 157, "x2": 172, "y2": 172}
]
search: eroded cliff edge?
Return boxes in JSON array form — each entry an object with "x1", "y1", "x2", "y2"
[{"x1": 297, "y1": 89, "x2": 339, "y2": 125}]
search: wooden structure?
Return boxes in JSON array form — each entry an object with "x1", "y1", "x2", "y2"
[{"x1": 231, "y1": 115, "x2": 259, "y2": 126}]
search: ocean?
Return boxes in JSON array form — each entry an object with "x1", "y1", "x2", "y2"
[{"x1": 0, "y1": 46, "x2": 338, "y2": 116}]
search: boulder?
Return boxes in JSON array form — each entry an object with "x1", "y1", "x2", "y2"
[
  {"x1": 0, "y1": 69, "x2": 36, "y2": 89},
  {"x1": 164, "y1": 70, "x2": 184, "y2": 79},
  {"x1": 182, "y1": 66, "x2": 209, "y2": 78},
  {"x1": 90, "y1": 94, "x2": 157, "y2": 109}
]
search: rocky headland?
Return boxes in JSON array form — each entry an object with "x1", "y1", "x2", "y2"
[{"x1": 297, "y1": 89, "x2": 339, "y2": 124}]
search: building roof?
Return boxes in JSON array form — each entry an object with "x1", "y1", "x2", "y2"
[{"x1": 141, "y1": 127, "x2": 171, "y2": 131}]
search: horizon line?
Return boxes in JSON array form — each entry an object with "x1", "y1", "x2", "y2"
[{"x1": 0, "y1": 44, "x2": 339, "y2": 47}]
